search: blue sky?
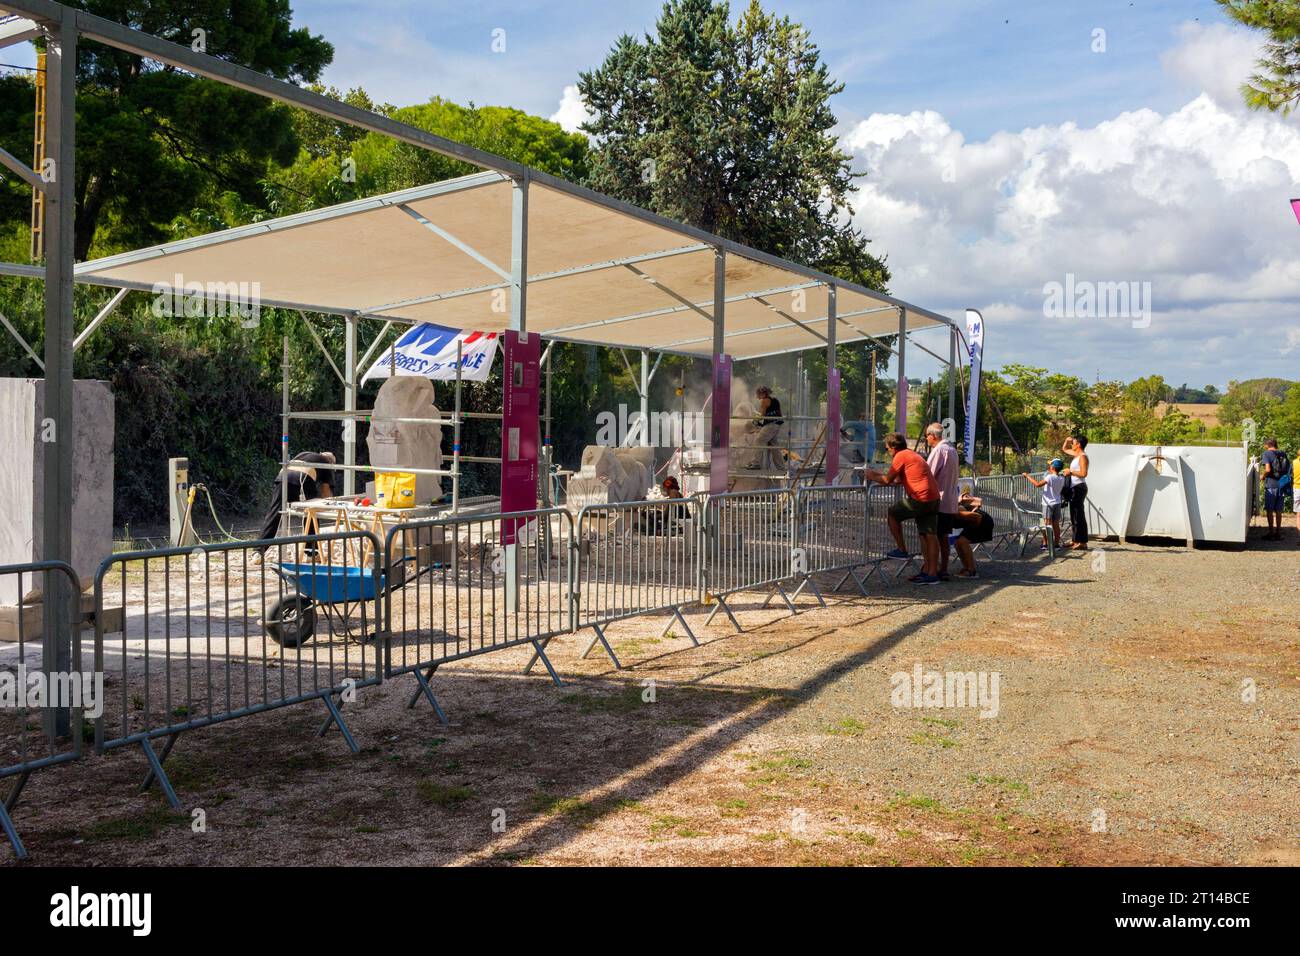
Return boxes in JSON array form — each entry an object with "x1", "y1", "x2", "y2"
[
  {"x1": 298, "y1": 0, "x2": 1225, "y2": 137},
  {"x1": 4, "y1": 1, "x2": 1283, "y2": 387},
  {"x1": 291, "y1": 0, "x2": 1294, "y2": 390}
]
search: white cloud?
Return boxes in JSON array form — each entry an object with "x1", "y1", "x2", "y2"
[
  {"x1": 1161, "y1": 21, "x2": 1263, "y2": 112},
  {"x1": 550, "y1": 84, "x2": 593, "y2": 133},
  {"x1": 842, "y1": 22, "x2": 1300, "y2": 385}
]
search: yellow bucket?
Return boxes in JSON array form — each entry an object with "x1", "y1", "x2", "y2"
[{"x1": 375, "y1": 471, "x2": 417, "y2": 509}]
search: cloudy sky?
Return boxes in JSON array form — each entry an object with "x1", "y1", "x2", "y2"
[{"x1": 293, "y1": 0, "x2": 1296, "y2": 387}]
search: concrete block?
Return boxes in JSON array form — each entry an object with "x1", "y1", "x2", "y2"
[
  {"x1": 0, "y1": 591, "x2": 123, "y2": 642},
  {"x1": 0, "y1": 378, "x2": 115, "y2": 604}
]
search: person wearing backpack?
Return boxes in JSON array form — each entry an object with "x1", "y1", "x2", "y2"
[{"x1": 1260, "y1": 438, "x2": 1290, "y2": 541}]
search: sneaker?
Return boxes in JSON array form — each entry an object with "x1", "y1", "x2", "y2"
[
  {"x1": 915, "y1": 573, "x2": 941, "y2": 585},
  {"x1": 886, "y1": 548, "x2": 910, "y2": 559}
]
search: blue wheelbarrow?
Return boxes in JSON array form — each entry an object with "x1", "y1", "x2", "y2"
[{"x1": 265, "y1": 559, "x2": 412, "y2": 647}]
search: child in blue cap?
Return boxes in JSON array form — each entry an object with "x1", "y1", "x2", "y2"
[{"x1": 1022, "y1": 460, "x2": 1066, "y2": 553}]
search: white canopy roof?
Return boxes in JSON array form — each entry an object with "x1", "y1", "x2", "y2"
[{"x1": 76, "y1": 170, "x2": 952, "y2": 360}]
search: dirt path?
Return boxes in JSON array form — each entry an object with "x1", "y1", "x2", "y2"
[{"x1": 5, "y1": 525, "x2": 1297, "y2": 866}]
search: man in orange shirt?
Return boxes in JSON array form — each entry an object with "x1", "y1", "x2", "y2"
[{"x1": 861, "y1": 432, "x2": 941, "y2": 583}]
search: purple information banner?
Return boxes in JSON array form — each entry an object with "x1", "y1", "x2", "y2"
[
  {"x1": 709, "y1": 354, "x2": 732, "y2": 495},
  {"x1": 500, "y1": 330, "x2": 540, "y2": 543},
  {"x1": 825, "y1": 367, "x2": 841, "y2": 485}
]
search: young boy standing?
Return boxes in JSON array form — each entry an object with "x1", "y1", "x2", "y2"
[{"x1": 1022, "y1": 459, "x2": 1066, "y2": 553}]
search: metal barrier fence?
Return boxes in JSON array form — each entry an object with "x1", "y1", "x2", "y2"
[
  {"x1": 384, "y1": 508, "x2": 574, "y2": 714},
  {"x1": 571, "y1": 498, "x2": 703, "y2": 667},
  {"x1": 94, "y1": 530, "x2": 383, "y2": 808},
  {"x1": 971, "y1": 473, "x2": 1055, "y2": 556},
  {"x1": 792, "y1": 484, "x2": 869, "y2": 599},
  {"x1": 863, "y1": 484, "x2": 924, "y2": 581},
  {"x1": 701, "y1": 488, "x2": 796, "y2": 630},
  {"x1": 6, "y1": 470, "x2": 1074, "y2": 858},
  {"x1": 0, "y1": 561, "x2": 84, "y2": 861}
]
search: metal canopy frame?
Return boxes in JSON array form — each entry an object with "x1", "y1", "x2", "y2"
[
  {"x1": 1, "y1": 0, "x2": 957, "y2": 338},
  {"x1": 0, "y1": 0, "x2": 965, "y2": 698}
]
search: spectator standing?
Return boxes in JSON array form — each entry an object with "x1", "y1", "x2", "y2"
[
  {"x1": 1061, "y1": 435, "x2": 1090, "y2": 551},
  {"x1": 1260, "y1": 439, "x2": 1289, "y2": 541},
  {"x1": 924, "y1": 422, "x2": 961, "y2": 580}
]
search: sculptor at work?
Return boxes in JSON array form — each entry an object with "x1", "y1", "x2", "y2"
[
  {"x1": 750, "y1": 384, "x2": 785, "y2": 471},
  {"x1": 256, "y1": 451, "x2": 336, "y2": 552}
]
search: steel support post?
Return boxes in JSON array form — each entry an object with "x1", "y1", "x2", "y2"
[
  {"x1": 640, "y1": 349, "x2": 650, "y2": 446},
  {"x1": 503, "y1": 174, "x2": 531, "y2": 613},
  {"x1": 709, "y1": 248, "x2": 730, "y2": 496},
  {"x1": 896, "y1": 307, "x2": 908, "y2": 438},
  {"x1": 281, "y1": 336, "x2": 291, "y2": 537},
  {"x1": 40, "y1": 14, "x2": 75, "y2": 739},
  {"x1": 825, "y1": 284, "x2": 840, "y2": 484},
  {"x1": 343, "y1": 312, "x2": 358, "y2": 496},
  {"x1": 949, "y1": 324, "x2": 958, "y2": 435}
]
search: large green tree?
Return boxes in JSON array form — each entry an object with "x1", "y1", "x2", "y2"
[
  {"x1": 0, "y1": 1, "x2": 334, "y2": 260},
  {"x1": 1218, "y1": 377, "x2": 1294, "y2": 425},
  {"x1": 576, "y1": 0, "x2": 889, "y2": 290},
  {"x1": 169, "y1": 92, "x2": 591, "y2": 234},
  {"x1": 1217, "y1": 0, "x2": 1300, "y2": 114}
]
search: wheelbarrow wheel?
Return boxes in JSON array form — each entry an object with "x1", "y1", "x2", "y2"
[{"x1": 266, "y1": 595, "x2": 317, "y2": 647}]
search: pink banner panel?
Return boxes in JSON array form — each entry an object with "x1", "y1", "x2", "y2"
[{"x1": 500, "y1": 331, "x2": 540, "y2": 543}]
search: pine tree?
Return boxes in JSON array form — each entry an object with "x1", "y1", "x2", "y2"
[
  {"x1": 1218, "y1": 0, "x2": 1300, "y2": 114},
  {"x1": 577, "y1": 0, "x2": 889, "y2": 290}
]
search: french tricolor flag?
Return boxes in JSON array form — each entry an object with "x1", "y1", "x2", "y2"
[{"x1": 362, "y1": 323, "x2": 501, "y2": 383}]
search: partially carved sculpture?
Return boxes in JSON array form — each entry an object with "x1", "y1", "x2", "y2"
[
  {"x1": 366, "y1": 376, "x2": 443, "y2": 504},
  {"x1": 566, "y1": 445, "x2": 655, "y2": 511}
]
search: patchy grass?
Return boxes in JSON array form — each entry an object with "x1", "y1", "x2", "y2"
[
  {"x1": 825, "y1": 718, "x2": 867, "y2": 737},
  {"x1": 909, "y1": 731, "x2": 959, "y2": 749},
  {"x1": 920, "y1": 716, "x2": 959, "y2": 730},
  {"x1": 416, "y1": 781, "x2": 472, "y2": 808},
  {"x1": 969, "y1": 774, "x2": 1031, "y2": 798},
  {"x1": 560, "y1": 684, "x2": 646, "y2": 716},
  {"x1": 530, "y1": 792, "x2": 600, "y2": 824},
  {"x1": 83, "y1": 805, "x2": 189, "y2": 842},
  {"x1": 747, "y1": 752, "x2": 814, "y2": 785},
  {"x1": 649, "y1": 813, "x2": 702, "y2": 838}
]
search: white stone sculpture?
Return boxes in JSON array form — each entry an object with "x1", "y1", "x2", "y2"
[{"x1": 366, "y1": 376, "x2": 444, "y2": 505}]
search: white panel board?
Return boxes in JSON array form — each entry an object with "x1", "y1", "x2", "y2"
[{"x1": 1083, "y1": 443, "x2": 1251, "y2": 545}]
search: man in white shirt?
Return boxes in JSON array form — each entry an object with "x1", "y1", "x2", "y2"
[{"x1": 925, "y1": 423, "x2": 961, "y2": 580}]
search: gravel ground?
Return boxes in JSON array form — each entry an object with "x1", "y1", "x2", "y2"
[{"x1": 4, "y1": 521, "x2": 1297, "y2": 867}]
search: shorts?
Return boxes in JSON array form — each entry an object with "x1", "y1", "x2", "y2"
[
  {"x1": 1264, "y1": 487, "x2": 1284, "y2": 513},
  {"x1": 962, "y1": 510, "x2": 995, "y2": 544},
  {"x1": 890, "y1": 496, "x2": 940, "y2": 536},
  {"x1": 937, "y1": 511, "x2": 955, "y2": 539},
  {"x1": 1042, "y1": 502, "x2": 1062, "y2": 523}
]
